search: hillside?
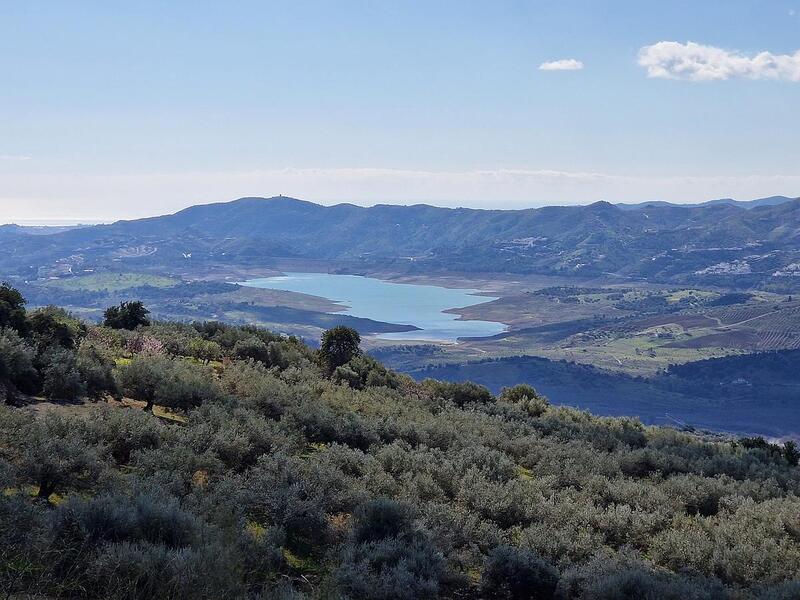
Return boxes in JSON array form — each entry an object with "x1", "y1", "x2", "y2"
[
  {"x1": 617, "y1": 195, "x2": 797, "y2": 211},
  {"x1": 1, "y1": 289, "x2": 799, "y2": 599},
  {"x1": 402, "y1": 351, "x2": 800, "y2": 438},
  {"x1": 2, "y1": 195, "x2": 800, "y2": 290}
]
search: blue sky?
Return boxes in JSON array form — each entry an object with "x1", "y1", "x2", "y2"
[{"x1": 1, "y1": 1, "x2": 799, "y2": 220}]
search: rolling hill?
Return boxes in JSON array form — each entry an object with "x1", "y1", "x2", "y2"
[{"x1": 1, "y1": 195, "x2": 799, "y2": 290}]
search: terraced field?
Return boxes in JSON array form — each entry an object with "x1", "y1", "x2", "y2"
[{"x1": 441, "y1": 289, "x2": 800, "y2": 376}]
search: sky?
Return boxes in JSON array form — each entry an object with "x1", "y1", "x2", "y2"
[{"x1": 1, "y1": 0, "x2": 799, "y2": 222}]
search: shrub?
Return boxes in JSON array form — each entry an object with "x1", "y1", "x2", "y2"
[
  {"x1": 0, "y1": 328, "x2": 38, "y2": 398},
  {"x1": 335, "y1": 499, "x2": 444, "y2": 600},
  {"x1": 0, "y1": 282, "x2": 28, "y2": 334},
  {"x1": 333, "y1": 354, "x2": 400, "y2": 390},
  {"x1": 422, "y1": 379, "x2": 494, "y2": 407},
  {"x1": 233, "y1": 336, "x2": 271, "y2": 364},
  {"x1": 41, "y1": 347, "x2": 86, "y2": 400},
  {"x1": 352, "y1": 498, "x2": 415, "y2": 543},
  {"x1": 85, "y1": 406, "x2": 163, "y2": 464},
  {"x1": 187, "y1": 337, "x2": 223, "y2": 363},
  {"x1": 15, "y1": 412, "x2": 102, "y2": 500},
  {"x1": 126, "y1": 332, "x2": 165, "y2": 355},
  {"x1": 47, "y1": 493, "x2": 235, "y2": 599},
  {"x1": 78, "y1": 343, "x2": 119, "y2": 400},
  {"x1": 118, "y1": 354, "x2": 219, "y2": 412},
  {"x1": 29, "y1": 306, "x2": 85, "y2": 350},
  {"x1": 783, "y1": 441, "x2": 799, "y2": 467},
  {"x1": 499, "y1": 384, "x2": 550, "y2": 417},
  {"x1": 499, "y1": 383, "x2": 541, "y2": 403},
  {"x1": 335, "y1": 536, "x2": 444, "y2": 600},
  {"x1": 480, "y1": 545, "x2": 559, "y2": 599}
]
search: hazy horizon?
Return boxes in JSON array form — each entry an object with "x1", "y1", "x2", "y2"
[{"x1": 2, "y1": 191, "x2": 798, "y2": 226}]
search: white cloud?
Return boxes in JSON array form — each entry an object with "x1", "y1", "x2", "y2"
[
  {"x1": 0, "y1": 154, "x2": 31, "y2": 161},
  {"x1": 638, "y1": 41, "x2": 800, "y2": 81},
  {"x1": 1, "y1": 167, "x2": 799, "y2": 221},
  {"x1": 539, "y1": 59, "x2": 584, "y2": 71}
]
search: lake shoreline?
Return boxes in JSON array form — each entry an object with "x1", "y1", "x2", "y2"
[{"x1": 237, "y1": 272, "x2": 508, "y2": 343}]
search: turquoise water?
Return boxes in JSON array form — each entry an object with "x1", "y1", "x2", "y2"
[{"x1": 238, "y1": 272, "x2": 506, "y2": 342}]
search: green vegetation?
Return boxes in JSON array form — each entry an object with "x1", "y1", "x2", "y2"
[
  {"x1": 103, "y1": 300, "x2": 151, "y2": 330},
  {"x1": 319, "y1": 325, "x2": 362, "y2": 374},
  {"x1": 1, "y1": 283, "x2": 799, "y2": 598},
  {"x1": 44, "y1": 272, "x2": 178, "y2": 292}
]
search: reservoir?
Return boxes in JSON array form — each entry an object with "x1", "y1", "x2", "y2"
[{"x1": 237, "y1": 272, "x2": 506, "y2": 342}]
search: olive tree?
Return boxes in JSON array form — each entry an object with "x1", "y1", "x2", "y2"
[{"x1": 15, "y1": 412, "x2": 102, "y2": 501}]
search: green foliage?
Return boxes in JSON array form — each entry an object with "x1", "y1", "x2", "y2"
[
  {"x1": 783, "y1": 441, "x2": 799, "y2": 467},
  {"x1": 41, "y1": 347, "x2": 86, "y2": 401},
  {"x1": 499, "y1": 383, "x2": 541, "y2": 403},
  {"x1": 480, "y1": 545, "x2": 558, "y2": 599},
  {"x1": 0, "y1": 328, "x2": 38, "y2": 400},
  {"x1": 103, "y1": 300, "x2": 150, "y2": 330},
  {"x1": 336, "y1": 499, "x2": 445, "y2": 600},
  {"x1": 117, "y1": 354, "x2": 219, "y2": 412},
  {"x1": 499, "y1": 383, "x2": 550, "y2": 417},
  {"x1": 1, "y1": 309, "x2": 799, "y2": 598},
  {"x1": 84, "y1": 406, "x2": 163, "y2": 464},
  {"x1": 28, "y1": 306, "x2": 85, "y2": 351},
  {"x1": 319, "y1": 326, "x2": 361, "y2": 374},
  {"x1": 740, "y1": 436, "x2": 800, "y2": 467},
  {"x1": 77, "y1": 343, "x2": 119, "y2": 400},
  {"x1": 0, "y1": 281, "x2": 28, "y2": 334},
  {"x1": 45, "y1": 492, "x2": 236, "y2": 599},
  {"x1": 2, "y1": 409, "x2": 103, "y2": 500},
  {"x1": 422, "y1": 379, "x2": 494, "y2": 407},
  {"x1": 333, "y1": 354, "x2": 401, "y2": 390},
  {"x1": 187, "y1": 337, "x2": 223, "y2": 363}
]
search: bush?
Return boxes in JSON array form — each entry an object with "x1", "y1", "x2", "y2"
[
  {"x1": 0, "y1": 282, "x2": 28, "y2": 334},
  {"x1": 29, "y1": 306, "x2": 85, "y2": 350},
  {"x1": 14, "y1": 412, "x2": 102, "y2": 500},
  {"x1": 233, "y1": 336, "x2": 271, "y2": 364},
  {"x1": 335, "y1": 499, "x2": 444, "y2": 600},
  {"x1": 557, "y1": 552, "x2": 727, "y2": 599},
  {"x1": 335, "y1": 537, "x2": 444, "y2": 600},
  {"x1": 499, "y1": 384, "x2": 550, "y2": 417},
  {"x1": 41, "y1": 347, "x2": 86, "y2": 400},
  {"x1": 0, "y1": 328, "x2": 38, "y2": 398},
  {"x1": 333, "y1": 354, "x2": 400, "y2": 390},
  {"x1": 78, "y1": 343, "x2": 119, "y2": 400},
  {"x1": 352, "y1": 498, "x2": 415, "y2": 543},
  {"x1": 480, "y1": 545, "x2": 559, "y2": 599},
  {"x1": 422, "y1": 379, "x2": 494, "y2": 407},
  {"x1": 47, "y1": 493, "x2": 236, "y2": 599},
  {"x1": 85, "y1": 406, "x2": 163, "y2": 464},
  {"x1": 499, "y1": 384, "x2": 541, "y2": 403},
  {"x1": 118, "y1": 354, "x2": 219, "y2": 412},
  {"x1": 187, "y1": 337, "x2": 223, "y2": 363}
]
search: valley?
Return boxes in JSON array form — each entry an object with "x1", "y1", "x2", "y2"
[{"x1": 3, "y1": 195, "x2": 800, "y2": 438}]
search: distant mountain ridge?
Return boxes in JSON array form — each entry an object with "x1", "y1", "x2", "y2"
[
  {"x1": 616, "y1": 195, "x2": 797, "y2": 211},
  {"x1": 2, "y1": 195, "x2": 799, "y2": 290}
]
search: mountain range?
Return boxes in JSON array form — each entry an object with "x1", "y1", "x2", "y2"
[
  {"x1": 616, "y1": 195, "x2": 796, "y2": 211},
  {"x1": 2, "y1": 195, "x2": 799, "y2": 290}
]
